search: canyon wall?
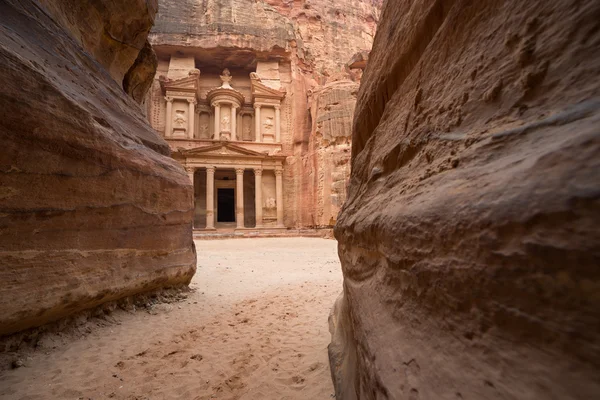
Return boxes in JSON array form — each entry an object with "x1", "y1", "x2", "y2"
[
  {"x1": 149, "y1": 0, "x2": 381, "y2": 228},
  {"x1": 332, "y1": 0, "x2": 600, "y2": 398},
  {"x1": 0, "y1": 0, "x2": 196, "y2": 336}
]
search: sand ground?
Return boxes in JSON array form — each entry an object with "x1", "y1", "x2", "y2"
[{"x1": 0, "y1": 238, "x2": 342, "y2": 400}]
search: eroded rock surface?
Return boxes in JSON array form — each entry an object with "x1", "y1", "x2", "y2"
[
  {"x1": 332, "y1": 0, "x2": 600, "y2": 398},
  {"x1": 149, "y1": 0, "x2": 381, "y2": 229},
  {"x1": 0, "y1": 0, "x2": 196, "y2": 336}
]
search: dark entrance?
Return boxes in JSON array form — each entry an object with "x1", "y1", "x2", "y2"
[{"x1": 217, "y1": 188, "x2": 235, "y2": 222}]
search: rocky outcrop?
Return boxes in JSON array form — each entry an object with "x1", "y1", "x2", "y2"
[
  {"x1": 37, "y1": 0, "x2": 158, "y2": 87},
  {"x1": 0, "y1": 0, "x2": 196, "y2": 336},
  {"x1": 304, "y1": 80, "x2": 357, "y2": 226},
  {"x1": 149, "y1": 0, "x2": 381, "y2": 229},
  {"x1": 332, "y1": 0, "x2": 600, "y2": 398}
]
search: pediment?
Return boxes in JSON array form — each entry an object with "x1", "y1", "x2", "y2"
[
  {"x1": 251, "y1": 80, "x2": 286, "y2": 100},
  {"x1": 160, "y1": 75, "x2": 200, "y2": 93},
  {"x1": 180, "y1": 143, "x2": 267, "y2": 158}
]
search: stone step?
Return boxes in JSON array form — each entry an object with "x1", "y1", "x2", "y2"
[{"x1": 193, "y1": 228, "x2": 333, "y2": 240}]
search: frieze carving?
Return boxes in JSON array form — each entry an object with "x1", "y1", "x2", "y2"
[{"x1": 166, "y1": 91, "x2": 196, "y2": 98}]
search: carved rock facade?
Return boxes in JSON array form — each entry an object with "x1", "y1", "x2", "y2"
[
  {"x1": 332, "y1": 0, "x2": 600, "y2": 398},
  {"x1": 147, "y1": 0, "x2": 381, "y2": 230},
  {"x1": 0, "y1": 0, "x2": 196, "y2": 335}
]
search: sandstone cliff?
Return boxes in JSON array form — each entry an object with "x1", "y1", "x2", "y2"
[
  {"x1": 0, "y1": 0, "x2": 196, "y2": 336},
  {"x1": 332, "y1": 0, "x2": 600, "y2": 398},
  {"x1": 149, "y1": 0, "x2": 381, "y2": 229}
]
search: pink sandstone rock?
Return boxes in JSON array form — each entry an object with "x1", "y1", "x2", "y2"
[
  {"x1": 331, "y1": 0, "x2": 600, "y2": 398},
  {"x1": 0, "y1": 0, "x2": 196, "y2": 336},
  {"x1": 148, "y1": 0, "x2": 382, "y2": 229}
]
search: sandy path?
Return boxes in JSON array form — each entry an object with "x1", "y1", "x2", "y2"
[{"x1": 0, "y1": 238, "x2": 342, "y2": 400}]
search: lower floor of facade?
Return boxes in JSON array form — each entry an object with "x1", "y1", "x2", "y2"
[{"x1": 188, "y1": 166, "x2": 284, "y2": 230}]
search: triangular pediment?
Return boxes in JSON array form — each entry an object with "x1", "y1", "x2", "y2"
[
  {"x1": 180, "y1": 143, "x2": 267, "y2": 158},
  {"x1": 251, "y1": 80, "x2": 286, "y2": 99}
]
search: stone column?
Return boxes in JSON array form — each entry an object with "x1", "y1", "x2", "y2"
[
  {"x1": 275, "y1": 169, "x2": 284, "y2": 228},
  {"x1": 235, "y1": 168, "x2": 245, "y2": 229},
  {"x1": 206, "y1": 166, "x2": 215, "y2": 230},
  {"x1": 254, "y1": 104, "x2": 261, "y2": 142},
  {"x1": 274, "y1": 104, "x2": 281, "y2": 143},
  {"x1": 231, "y1": 105, "x2": 237, "y2": 141},
  {"x1": 213, "y1": 102, "x2": 221, "y2": 138},
  {"x1": 164, "y1": 96, "x2": 173, "y2": 137},
  {"x1": 188, "y1": 99, "x2": 196, "y2": 139},
  {"x1": 254, "y1": 168, "x2": 263, "y2": 228},
  {"x1": 186, "y1": 167, "x2": 195, "y2": 228}
]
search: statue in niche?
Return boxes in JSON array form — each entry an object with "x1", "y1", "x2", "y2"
[
  {"x1": 243, "y1": 124, "x2": 251, "y2": 140},
  {"x1": 174, "y1": 110, "x2": 186, "y2": 128},
  {"x1": 200, "y1": 124, "x2": 209, "y2": 138},
  {"x1": 222, "y1": 114, "x2": 231, "y2": 131},
  {"x1": 263, "y1": 116, "x2": 274, "y2": 133},
  {"x1": 265, "y1": 197, "x2": 276, "y2": 209},
  {"x1": 220, "y1": 68, "x2": 233, "y2": 89}
]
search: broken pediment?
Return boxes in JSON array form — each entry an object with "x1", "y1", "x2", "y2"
[
  {"x1": 160, "y1": 69, "x2": 201, "y2": 95},
  {"x1": 251, "y1": 79, "x2": 286, "y2": 100}
]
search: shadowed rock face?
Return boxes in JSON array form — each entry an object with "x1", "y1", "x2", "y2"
[
  {"x1": 331, "y1": 0, "x2": 600, "y2": 399},
  {"x1": 0, "y1": 0, "x2": 196, "y2": 336}
]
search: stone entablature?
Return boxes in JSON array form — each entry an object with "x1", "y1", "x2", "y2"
[{"x1": 166, "y1": 138, "x2": 282, "y2": 155}]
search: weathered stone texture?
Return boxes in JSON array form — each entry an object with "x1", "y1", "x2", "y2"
[
  {"x1": 149, "y1": 0, "x2": 381, "y2": 229},
  {"x1": 0, "y1": 0, "x2": 196, "y2": 336},
  {"x1": 333, "y1": 0, "x2": 600, "y2": 398}
]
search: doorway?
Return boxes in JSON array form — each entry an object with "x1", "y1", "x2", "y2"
[{"x1": 217, "y1": 188, "x2": 235, "y2": 222}]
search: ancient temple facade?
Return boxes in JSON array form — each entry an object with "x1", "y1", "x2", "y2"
[{"x1": 147, "y1": 55, "x2": 291, "y2": 230}]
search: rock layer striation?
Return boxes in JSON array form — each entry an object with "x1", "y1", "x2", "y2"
[
  {"x1": 0, "y1": 0, "x2": 196, "y2": 336},
  {"x1": 332, "y1": 0, "x2": 600, "y2": 398}
]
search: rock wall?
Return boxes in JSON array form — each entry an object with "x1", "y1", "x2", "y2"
[
  {"x1": 0, "y1": 0, "x2": 196, "y2": 336},
  {"x1": 332, "y1": 0, "x2": 600, "y2": 398},
  {"x1": 149, "y1": 0, "x2": 382, "y2": 229}
]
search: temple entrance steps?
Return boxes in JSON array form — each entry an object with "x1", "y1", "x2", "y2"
[{"x1": 192, "y1": 228, "x2": 333, "y2": 240}]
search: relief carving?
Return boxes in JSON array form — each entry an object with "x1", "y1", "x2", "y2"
[
  {"x1": 200, "y1": 124, "x2": 209, "y2": 138},
  {"x1": 222, "y1": 114, "x2": 231, "y2": 131},
  {"x1": 265, "y1": 197, "x2": 276, "y2": 209},
  {"x1": 174, "y1": 110, "x2": 186, "y2": 129},
  {"x1": 263, "y1": 117, "x2": 274, "y2": 133}
]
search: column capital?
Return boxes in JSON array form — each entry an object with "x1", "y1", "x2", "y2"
[
  {"x1": 211, "y1": 101, "x2": 220, "y2": 108},
  {"x1": 275, "y1": 169, "x2": 283, "y2": 177},
  {"x1": 188, "y1": 98, "x2": 197, "y2": 105},
  {"x1": 164, "y1": 96, "x2": 174, "y2": 103},
  {"x1": 254, "y1": 104, "x2": 261, "y2": 110},
  {"x1": 274, "y1": 104, "x2": 281, "y2": 110},
  {"x1": 235, "y1": 167, "x2": 245, "y2": 175},
  {"x1": 206, "y1": 166, "x2": 216, "y2": 174},
  {"x1": 253, "y1": 168, "x2": 263, "y2": 176},
  {"x1": 185, "y1": 166, "x2": 195, "y2": 173}
]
